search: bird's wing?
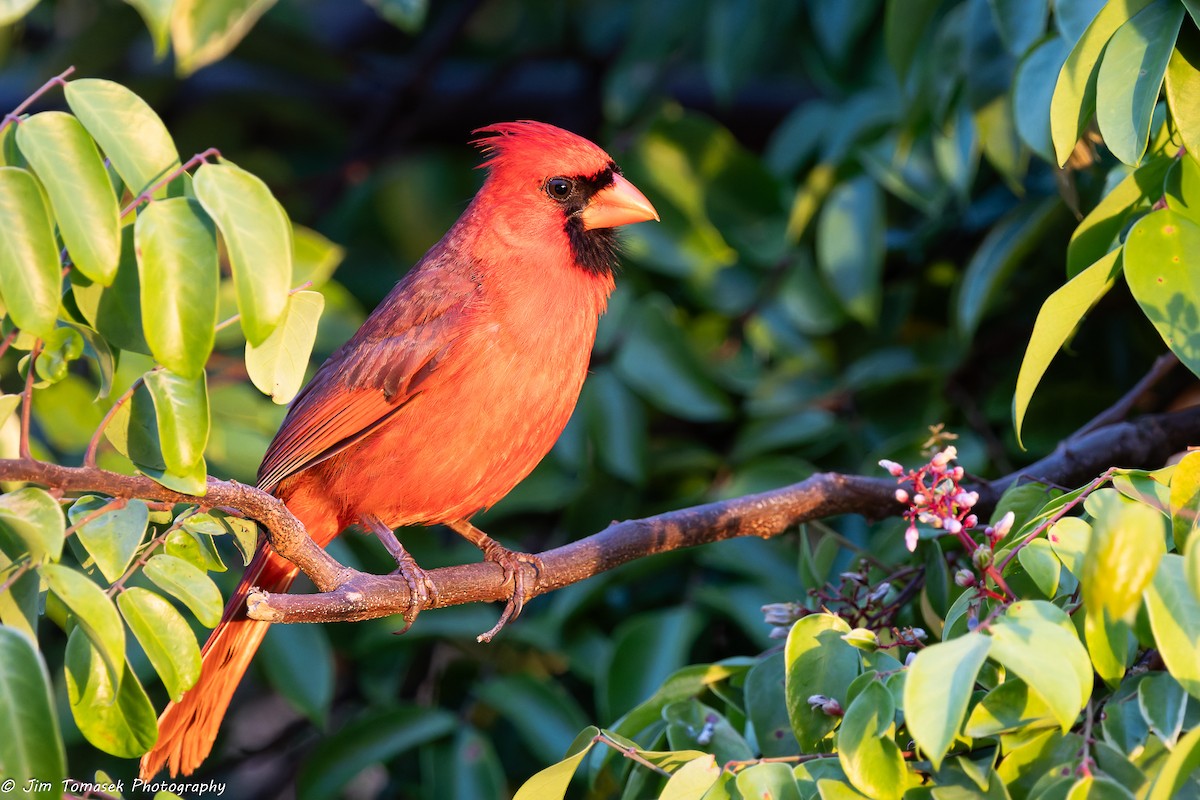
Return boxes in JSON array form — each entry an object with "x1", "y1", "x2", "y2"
[{"x1": 256, "y1": 269, "x2": 478, "y2": 493}]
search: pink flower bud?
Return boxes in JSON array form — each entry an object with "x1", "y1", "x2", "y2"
[
  {"x1": 931, "y1": 446, "x2": 958, "y2": 467},
  {"x1": 964, "y1": 514, "x2": 978, "y2": 528},
  {"x1": 879, "y1": 459, "x2": 905, "y2": 477},
  {"x1": 944, "y1": 518, "x2": 962, "y2": 534},
  {"x1": 905, "y1": 524, "x2": 919, "y2": 552},
  {"x1": 913, "y1": 493, "x2": 927, "y2": 505},
  {"x1": 895, "y1": 488, "x2": 910, "y2": 504},
  {"x1": 954, "y1": 569, "x2": 975, "y2": 587},
  {"x1": 992, "y1": 510, "x2": 1015, "y2": 538},
  {"x1": 952, "y1": 466, "x2": 964, "y2": 480}
]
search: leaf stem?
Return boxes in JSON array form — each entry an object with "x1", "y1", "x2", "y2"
[
  {"x1": 118, "y1": 147, "x2": 222, "y2": 219},
  {"x1": 0, "y1": 66, "x2": 76, "y2": 135},
  {"x1": 18, "y1": 339, "x2": 41, "y2": 460},
  {"x1": 83, "y1": 372, "x2": 151, "y2": 468},
  {"x1": 0, "y1": 328, "x2": 17, "y2": 363},
  {"x1": 214, "y1": 280, "x2": 314, "y2": 334},
  {"x1": 61, "y1": 496, "x2": 127, "y2": 539},
  {"x1": 995, "y1": 469, "x2": 1114, "y2": 574},
  {"x1": 106, "y1": 505, "x2": 197, "y2": 596}
]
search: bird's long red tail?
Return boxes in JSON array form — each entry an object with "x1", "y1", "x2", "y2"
[{"x1": 139, "y1": 547, "x2": 299, "y2": 780}]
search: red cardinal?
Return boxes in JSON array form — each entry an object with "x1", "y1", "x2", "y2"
[{"x1": 139, "y1": 121, "x2": 658, "y2": 779}]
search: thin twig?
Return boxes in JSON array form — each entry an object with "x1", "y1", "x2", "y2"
[
  {"x1": 0, "y1": 559, "x2": 31, "y2": 596},
  {"x1": 0, "y1": 328, "x2": 18, "y2": 363},
  {"x1": 593, "y1": 732, "x2": 671, "y2": 777},
  {"x1": 107, "y1": 506, "x2": 199, "y2": 596},
  {"x1": 1072, "y1": 353, "x2": 1178, "y2": 440},
  {"x1": 62, "y1": 496, "x2": 127, "y2": 539},
  {"x1": 83, "y1": 373, "x2": 150, "y2": 468},
  {"x1": 995, "y1": 469, "x2": 1114, "y2": 574},
  {"x1": 118, "y1": 148, "x2": 222, "y2": 219},
  {"x1": 0, "y1": 66, "x2": 76, "y2": 135},
  {"x1": 18, "y1": 339, "x2": 42, "y2": 460}
]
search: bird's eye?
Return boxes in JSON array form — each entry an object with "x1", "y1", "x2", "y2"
[{"x1": 546, "y1": 177, "x2": 572, "y2": 199}]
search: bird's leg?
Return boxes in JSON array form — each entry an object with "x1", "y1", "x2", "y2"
[
  {"x1": 361, "y1": 514, "x2": 436, "y2": 632},
  {"x1": 444, "y1": 518, "x2": 544, "y2": 643}
]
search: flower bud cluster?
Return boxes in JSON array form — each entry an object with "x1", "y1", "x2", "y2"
[{"x1": 881, "y1": 447, "x2": 981, "y2": 552}]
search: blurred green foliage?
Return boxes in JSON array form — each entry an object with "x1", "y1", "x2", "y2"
[{"x1": 0, "y1": 0, "x2": 1200, "y2": 798}]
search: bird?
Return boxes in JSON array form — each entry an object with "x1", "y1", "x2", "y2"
[{"x1": 139, "y1": 120, "x2": 659, "y2": 779}]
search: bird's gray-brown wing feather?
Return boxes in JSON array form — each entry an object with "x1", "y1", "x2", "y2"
[{"x1": 256, "y1": 266, "x2": 479, "y2": 493}]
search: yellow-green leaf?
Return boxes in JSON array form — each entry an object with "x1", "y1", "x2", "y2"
[
  {"x1": 135, "y1": 198, "x2": 218, "y2": 378},
  {"x1": 193, "y1": 161, "x2": 292, "y2": 346},
  {"x1": 0, "y1": 167, "x2": 61, "y2": 338}
]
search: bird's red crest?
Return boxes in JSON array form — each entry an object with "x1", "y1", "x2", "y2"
[{"x1": 472, "y1": 121, "x2": 615, "y2": 179}]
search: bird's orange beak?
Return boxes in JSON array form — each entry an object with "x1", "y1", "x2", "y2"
[{"x1": 580, "y1": 173, "x2": 660, "y2": 230}]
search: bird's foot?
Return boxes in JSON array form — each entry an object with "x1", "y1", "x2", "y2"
[
  {"x1": 361, "y1": 515, "x2": 437, "y2": 632},
  {"x1": 444, "y1": 519, "x2": 543, "y2": 642},
  {"x1": 476, "y1": 542, "x2": 544, "y2": 643}
]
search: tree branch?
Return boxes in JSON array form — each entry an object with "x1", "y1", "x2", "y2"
[{"x1": 2, "y1": 404, "x2": 1198, "y2": 630}]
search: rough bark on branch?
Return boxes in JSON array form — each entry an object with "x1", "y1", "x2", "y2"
[{"x1": 2, "y1": 404, "x2": 1198, "y2": 627}]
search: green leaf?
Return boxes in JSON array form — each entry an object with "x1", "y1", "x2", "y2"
[
  {"x1": 291, "y1": 224, "x2": 345, "y2": 288},
  {"x1": 837, "y1": 681, "x2": 906, "y2": 800},
  {"x1": 0, "y1": 166, "x2": 62, "y2": 338},
  {"x1": 1137, "y1": 671, "x2": 1187, "y2": 746},
  {"x1": 1084, "y1": 608, "x2": 1133, "y2": 688},
  {"x1": 1144, "y1": 725, "x2": 1200, "y2": 800},
  {"x1": 218, "y1": 513, "x2": 258, "y2": 566},
  {"x1": 1049, "y1": 515, "x2": 1092, "y2": 577},
  {"x1": 479, "y1": 674, "x2": 591, "y2": 765},
  {"x1": 260, "y1": 622, "x2": 334, "y2": 727},
  {"x1": 364, "y1": 0, "x2": 427, "y2": 32},
  {"x1": 1125, "y1": 209, "x2": 1200, "y2": 377},
  {"x1": 1165, "y1": 148, "x2": 1200, "y2": 224},
  {"x1": 613, "y1": 297, "x2": 733, "y2": 422},
  {"x1": 785, "y1": 613, "x2": 860, "y2": 751},
  {"x1": 170, "y1": 0, "x2": 279, "y2": 76},
  {"x1": 965, "y1": 677, "x2": 1058, "y2": 736},
  {"x1": 165, "y1": 528, "x2": 225, "y2": 572},
  {"x1": 1014, "y1": 247, "x2": 1122, "y2": 444},
  {"x1": 65, "y1": 78, "x2": 181, "y2": 198},
  {"x1": 1054, "y1": 0, "x2": 1107, "y2": 43},
  {"x1": 734, "y1": 762, "x2": 801, "y2": 800},
  {"x1": 1066, "y1": 154, "x2": 1171, "y2": 277},
  {"x1": 988, "y1": 602, "x2": 1089, "y2": 729},
  {"x1": 1167, "y1": 36, "x2": 1200, "y2": 169},
  {"x1": 246, "y1": 289, "x2": 323, "y2": 404},
  {"x1": 72, "y1": 226, "x2": 152, "y2": 355},
  {"x1": 68, "y1": 496, "x2": 148, "y2": 583},
  {"x1": 746, "y1": 652, "x2": 800, "y2": 758},
  {"x1": 0, "y1": 487, "x2": 65, "y2": 563},
  {"x1": 41, "y1": 563, "x2": 125, "y2": 686},
  {"x1": 815, "y1": 176, "x2": 884, "y2": 327},
  {"x1": 1018, "y1": 538, "x2": 1062, "y2": 596},
  {"x1": 904, "y1": 632, "x2": 991, "y2": 770},
  {"x1": 1143, "y1": 554, "x2": 1200, "y2": 698},
  {"x1": 16, "y1": 111, "x2": 121, "y2": 285},
  {"x1": 1014, "y1": 35, "x2": 1073, "y2": 162},
  {"x1": 1050, "y1": 0, "x2": 1156, "y2": 165},
  {"x1": 296, "y1": 707, "x2": 458, "y2": 800},
  {"x1": 609, "y1": 662, "x2": 752, "y2": 742},
  {"x1": 123, "y1": 0, "x2": 174, "y2": 56},
  {"x1": 0, "y1": 543, "x2": 38, "y2": 637},
  {"x1": 661, "y1": 754, "x2": 720, "y2": 799},
  {"x1": 988, "y1": 0, "x2": 1049, "y2": 56},
  {"x1": 193, "y1": 161, "x2": 292, "y2": 345},
  {"x1": 63, "y1": 628, "x2": 158, "y2": 758},
  {"x1": 600, "y1": 606, "x2": 701, "y2": 722},
  {"x1": 144, "y1": 368, "x2": 209, "y2": 475},
  {"x1": 0, "y1": 627, "x2": 65, "y2": 800},
  {"x1": 1080, "y1": 489, "x2": 1166, "y2": 620},
  {"x1": 142, "y1": 553, "x2": 222, "y2": 627},
  {"x1": 118, "y1": 587, "x2": 201, "y2": 702},
  {"x1": 1095, "y1": 0, "x2": 1185, "y2": 165},
  {"x1": 0, "y1": 0, "x2": 40, "y2": 25},
  {"x1": 512, "y1": 727, "x2": 598, "y2": 800},
  {"x1": 885, "y1": 0, "x2": 942, "y2": 82},
  {"x1": 134, "y1": 197, "x2": 218, "y2": 378},
  {"x1": 957, "y1": 197, "x2": 1065, "y2": 339}
]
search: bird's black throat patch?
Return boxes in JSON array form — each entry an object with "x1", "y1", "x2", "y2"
[{"x1": 554, "y1": 163, "x2": 621, "y2": 277}]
